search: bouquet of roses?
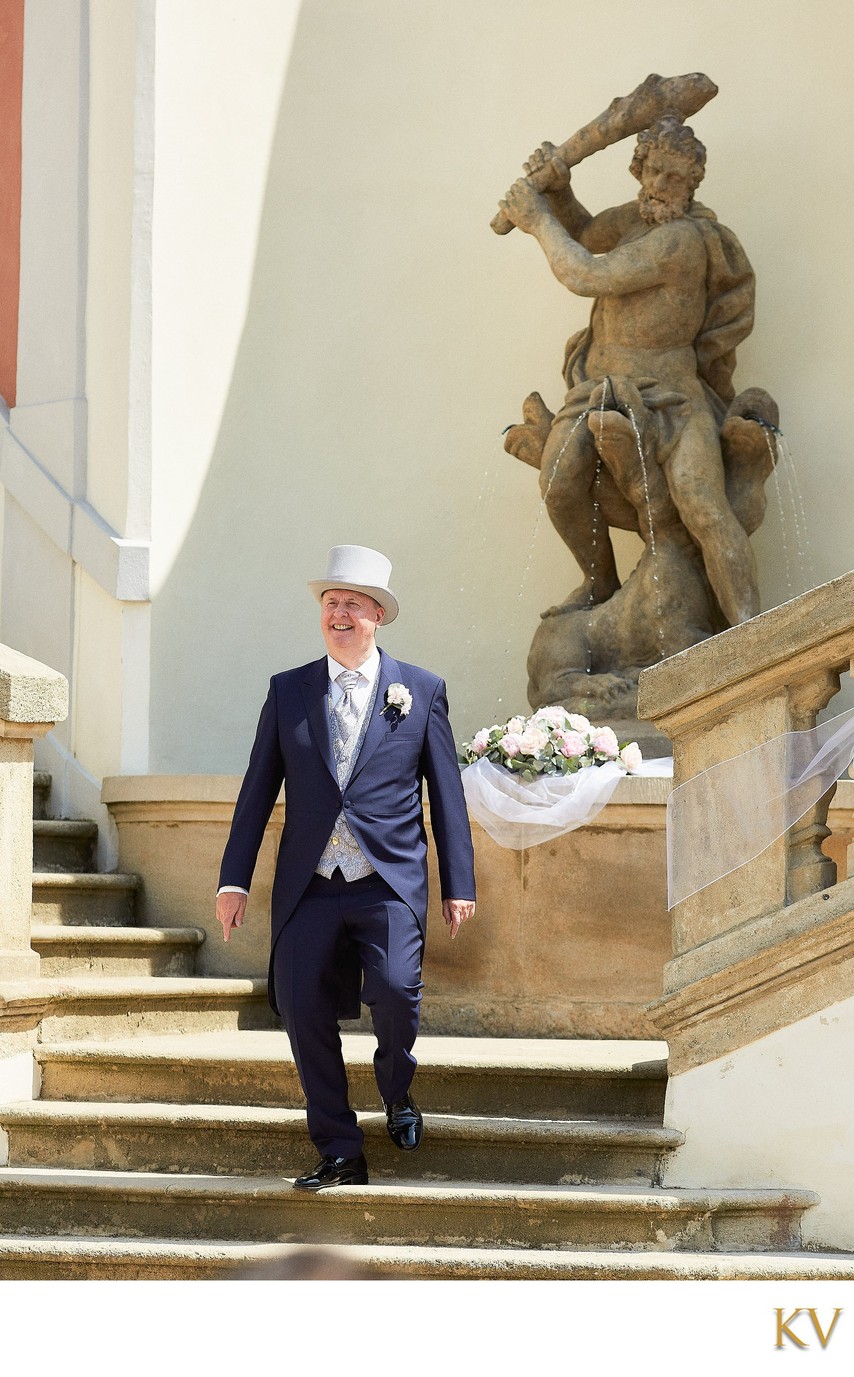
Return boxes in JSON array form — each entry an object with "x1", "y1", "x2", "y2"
[{"x1": 460, "y1": 706, "x2": 642, "y2": 783}]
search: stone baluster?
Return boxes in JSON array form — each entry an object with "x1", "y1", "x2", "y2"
[
  {"x1": 637, "y1": 569, "x2": 854, "y2": 1075},
  {"x1": 0, "y1": 646, "x2": 68, "y2": 982},
  {"x1": 785, "y1": 668, "x2": 840, "y2": 904}
]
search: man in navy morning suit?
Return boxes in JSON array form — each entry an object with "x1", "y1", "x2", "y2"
[{"x1": 216, "y1": 545, "x2": 476, "y2": 1189}]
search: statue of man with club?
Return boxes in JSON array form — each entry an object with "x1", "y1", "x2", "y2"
[{"x1": 496, "y1": 75, "x2": 778, "y2": 667}]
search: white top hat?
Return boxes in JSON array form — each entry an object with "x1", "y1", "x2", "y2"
[{"x1": 308, "y1": 545, "x2": 399, "y2": 624}]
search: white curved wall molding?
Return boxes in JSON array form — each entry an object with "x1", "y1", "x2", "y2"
[{"x1": 0, "y1": 419, "x2": 150, "y2": 601}]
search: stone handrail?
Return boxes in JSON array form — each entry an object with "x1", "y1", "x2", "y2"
[
  {"x1": 0, "y1": 645, "x2": 68, "y2": 982},
  {"x1": 637, "y1": 567, "x2": 854, "y2": 1072}
]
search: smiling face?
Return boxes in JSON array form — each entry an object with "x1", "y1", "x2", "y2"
[{"x1": 320, "y1": 587, "x2": 385, "y2": 667}]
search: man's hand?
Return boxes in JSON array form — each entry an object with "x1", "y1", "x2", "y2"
[
  {"x1": 523, "y1": 141, "x2": 571, "y2": 191},
  {"x1": 498, "y1": 177, "x2": 551, "y2": 235},
  {"x1": 443, "y1": 898, "x2": 475, "y2": 941},
  {"x1": 216, "y1": 891, "x2": 247, "y2": 943}
]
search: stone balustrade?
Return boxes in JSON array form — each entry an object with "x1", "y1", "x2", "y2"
[
  {"x1": 0, "y1": 646, "x2": 68, "y2": 983},
  {"x1": 0, "y1": 646, "x2": 67, "y2": 1100},
  {"x1": 0, "y1": 641, "x2": 68, "y2": 980},
  {"x1": 0, "y1": 649, "x2": 68, "y2": 985},
  {"x1": 637, "y1": 568, "x2": 854, "y2": 1074}
]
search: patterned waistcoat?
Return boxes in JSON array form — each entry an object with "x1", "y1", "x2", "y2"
[{"x1": 315, "y1": 673, "x2": 381, "y2": 880}]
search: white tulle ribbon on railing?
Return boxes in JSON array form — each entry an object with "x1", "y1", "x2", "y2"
[
  {"x1": 462, "y1": 756, "x2": 672, "y2": 849},
  {"x1": 667, "y1": 703, "x2": 854, "y2": 909}
]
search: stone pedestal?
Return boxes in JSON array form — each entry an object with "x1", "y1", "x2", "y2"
[
  {"x1": 0, "y1": 735, "x2": 41, "y2": 981},
  {"x1": 0, "y1": 646, "x2": 68, "y2": 1101},
  {"x1": 104, "y1": 762, "x2": 854, "y2": 1041},
  {"x1": 104, "y1": 766, "x2": 854, "y2": 1039},
  {"x1": 0, "y1": 648, "x2": 68, "y2": 983}
]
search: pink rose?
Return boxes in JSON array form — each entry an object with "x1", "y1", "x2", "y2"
[
  {"x1": 558, "y1": 730, "x2": 587, "y2": 758},
  {"x1": 506, "y1": 716, "x2": 527, "y2": 735},
  {"x1": 567, "y1": 714, "x2": 590, "y2": 733},
  {"x1": 592, "y1": 726, "x2": 619, "y2": 758},
  {"x1": 499, "y1": 733, "x2": 522, "y2": 758},
  {"x1": 620, "y1": 741, "x2": 643, "y2": 771},
  {"x1": 518, "y1": 726, "x2": 549, "y2": 756},
  {"x1": 471, "y1": 728, "x2": 490, "y2": 755}
]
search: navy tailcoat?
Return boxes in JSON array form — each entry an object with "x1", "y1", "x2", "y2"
[{"x1": 218, "y1": 648, "x2": 476, "y2": 1016}]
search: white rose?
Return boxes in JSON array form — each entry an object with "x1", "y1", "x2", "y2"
[
  {"x1": 531, "y1": 705, "x2": 569, "y2": 730},
  {"x1": 385, "y1": 683, "x2": 412, "y2": 716},
  {"x1": 620, "y1": 741, "x2": 643, "y2": 772},
  {"x1": 518, "y1": 726, "x2": 550, "y2": 756}
]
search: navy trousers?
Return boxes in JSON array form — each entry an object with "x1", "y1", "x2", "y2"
[{"x1": 272, "y1": 870, "x2": 424, "y2": 1158}]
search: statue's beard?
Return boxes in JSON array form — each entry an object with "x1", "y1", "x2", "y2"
[{"x1": 638, "y1": 188, "x2": 692, "y2": 224}]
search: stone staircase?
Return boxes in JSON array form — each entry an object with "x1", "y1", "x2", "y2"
[
  {"x1": 0, "y1": 776, "x2": 852, "y2": 1279},
  {"x1": 22, "y1": 772, "x2": 274, "y2": 1041}
]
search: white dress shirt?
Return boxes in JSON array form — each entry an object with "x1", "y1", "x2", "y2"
[
  {"x1": 326, "y1": 647, "x2": 380, "y2": 713},
  {"x1": 217, "y1": 647, "x2": 381, "y2": 898}
]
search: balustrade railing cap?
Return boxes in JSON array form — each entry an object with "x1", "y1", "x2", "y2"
[
  {"x1": 638, "y1": 569, "x2": 854, "y2": 722},
  {"x1": 0, "y1": 644, "x2": 68, "y2": 725}
]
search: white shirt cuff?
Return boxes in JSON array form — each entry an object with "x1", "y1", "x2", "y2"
[{"x1": 217, "y1": 886, "x2": 249, "y2": 897}]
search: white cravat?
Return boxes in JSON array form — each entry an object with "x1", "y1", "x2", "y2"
[{"x1": 217, "y1": 647, "x2": 381, "y2": 898}]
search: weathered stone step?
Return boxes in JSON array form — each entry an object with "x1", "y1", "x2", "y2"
[
  {"x1": 33, "y1": 771, "x2": 51, "y2": 820},
  {"x1": 32, "y1": 821, "x2": 97, "y2": 873},
  {"x1": 30, "y1": 926, "x2": 205, "y2": 977},
  {"x1": 2, "y1": 1238, "x2": 852, "y2": 1282},
  {"x1": 32, "y1": 872, "x2": 140, "y2": 926},
  {"x1": 1, "y1": 978, "x2": 276, "y2": 1040},
  {"x1": 0, "y1": 1168, "x2": 817, "y2": 1252},
  {"x1": 0, "y1": 1101, "x2": 683, "y2": 1185},
  {"x1": 35, "y1": 1032, "x2": 668, "y2": 1118}
]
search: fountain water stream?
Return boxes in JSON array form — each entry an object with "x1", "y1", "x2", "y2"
[
  {"x1": 625, "y1": 404, "x2": 667, "y2": 662},
  {"x1": 762, "y1": 425, "x2": 816, "y2": 599},
  {"x1": 463, "y1": 398, "x2": 813, "y2": 740}
]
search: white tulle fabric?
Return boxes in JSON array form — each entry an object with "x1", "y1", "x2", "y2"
[
  {"x1": 461, "y1": 757, "x2": 672, "y2": 849},
  {"x1": 667, "y1": 703, "x2": 854, "y2": 909}
]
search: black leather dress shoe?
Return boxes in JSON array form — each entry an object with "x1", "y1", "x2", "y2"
[
  {"x1": 384, "y1": 1093, "x2": 423, "y2": 1151},
  {"x1": 292, "y1": 1153, "x2": 369, "y2": 1190}
]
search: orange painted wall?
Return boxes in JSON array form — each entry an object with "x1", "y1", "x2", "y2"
[{"x1": 0, "y1": 0, "x2": 23, "y2": 407}]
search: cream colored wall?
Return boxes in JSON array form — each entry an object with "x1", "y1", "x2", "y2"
[
  {"x1": 1, "y1": 497, "x2": 74, "y2": 727},
  {"x1": 146, "y1": 0, "x2": 854, "y2": 772},
  {"x1": 0, "y1": 0, "x2": 152, "y2": 837},
  {"x1": 13, "y1": 0, "x2": 86, "y2": 484},
  {"x1": 71, "y1": 571, "x2": 124, "y2": 782},
  {"x1": 150, "y1": 0, "x2": 302, "y2": 598},
  {"x1": 85, "y1": 0, "x2": 136, "y2": 538},
  {"x1": 662, "y1": 994, "x2": 854, "y2": 1251},
  {"x1": 5, "y1": 0, "x2": 854, "y2": 783}
]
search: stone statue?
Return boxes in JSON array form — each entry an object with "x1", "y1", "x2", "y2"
[{"x1": 496, "y1": 79, "x2": 778, "y2": 744}]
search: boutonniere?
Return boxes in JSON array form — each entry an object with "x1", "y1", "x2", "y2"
[{"x1": 381, "y1": 682, "x2": 413, "y2": 720}]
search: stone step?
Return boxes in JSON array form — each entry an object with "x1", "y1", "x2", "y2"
[
  {"x1": 33, "y1": 771, "x2": 51, "y2": 821},
  {"x1": 30, "y1": 927, "x2": 205, "y2": 978},
  {"x1": 2, "y1": 1238, "x2": 853, "y2": 1282},
  {"x1": 35, "y1": 1032, "x2": 669, "y2": 1118},
  {"x1": 32, "y1": 821, "x2": 97, "y2": 873},
  {"x1": 0, "y1": 1101, "x2": 683, "y2": 1185},
  {"x1": 32, "y1": 873, "x2": 139, "y2": 926},
  {"x1": 0, "y1": 1168, "x2": 818, "y2": 1252},
  {"x1": 2, "y1": 978, "x2": 276, "y2": 1040}
]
